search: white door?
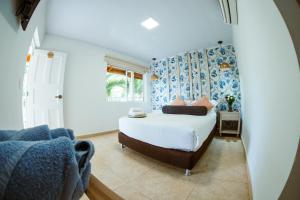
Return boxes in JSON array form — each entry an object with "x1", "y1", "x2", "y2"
[{"x1": 25, "y1": 49, "x2": 67, "y2": 129}]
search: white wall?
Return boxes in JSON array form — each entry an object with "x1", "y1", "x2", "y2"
[
  {"x1": 233, "y1": 0, "x2": 300, "y2": 199},
  {"x1": 0, "y1": 0, "x2": 48, "y2": 129},
  {"x1": 42, "y1": 35, "x2": 151, "y2": 135}
]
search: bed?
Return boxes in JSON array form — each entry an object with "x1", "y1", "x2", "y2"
[{"x1": 118, "y1": 110, "x2": 217, "y2": 175}]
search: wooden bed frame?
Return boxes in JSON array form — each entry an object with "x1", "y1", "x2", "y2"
[{"x1": 118, "y1": 125, "x2": 216, "y2": 176}]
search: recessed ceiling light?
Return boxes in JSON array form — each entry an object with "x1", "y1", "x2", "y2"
[{"x1": 141, "y1": 17, "x2": 159, "y2": 30}]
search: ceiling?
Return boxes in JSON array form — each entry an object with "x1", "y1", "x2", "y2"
[{"x1": 46, "y1": 0, "x2": 232, "y2": 62}]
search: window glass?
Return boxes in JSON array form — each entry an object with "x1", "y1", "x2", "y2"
[
  {"x1": 106, "y1": 66, "x2": 144, "y2": 102},
  {"x1": 106, "y1": 66, "x2": 127, "y2": 102},
  {"x1": 134, "y1": 72, "x2": 143, "y2": 101}
]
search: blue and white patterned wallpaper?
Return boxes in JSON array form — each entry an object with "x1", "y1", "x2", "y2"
[{"x1": 151, "y1": 44, "x2": 241, "y2": 111}]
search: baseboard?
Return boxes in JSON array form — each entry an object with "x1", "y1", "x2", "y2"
[
  {"x1": 241, "y1": 137, "x2": 253, "y2": 200},
  {"x1": 76, "y1": 130, "x2": 118, "y2": 139}
]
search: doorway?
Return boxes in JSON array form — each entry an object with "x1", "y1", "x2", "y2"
[{"x1": 22, "y1": 30, "x2": 67, "y2": 129}]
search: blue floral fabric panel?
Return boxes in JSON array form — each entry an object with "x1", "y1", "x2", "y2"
[
  {"x1": 158, "y1": 59, "x2": 169, "y2": 107},
  {"x1": 198, "y1": 49, "x2": 211, "y2": 99},
  {"x1": 206, "y1": 45, "x2": 241, "y2": 111},
  {"x1": 178, "y1": 53, "x2": 190, "y2": 100},
  {"x1": 190, "y1": 51, "x2": 201, "y2": 100},
  {"x1": 151, "y1": 59, "x2": 169, "y2": 110},
  {"x1": 168, "y1": 56, "x2": 178, "y2": 102},
  {"x1": 151, "y1": 44, "x2": 241, "y2": 112},
  {"x1": 207, "y1": 47, "x2": 224, "y2": 110},
  {"x1": 151, "y1": 62, "x2": 160, "y2": 110}
]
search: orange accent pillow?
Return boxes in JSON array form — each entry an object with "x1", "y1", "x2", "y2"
[
  {"x1": 192, "y1": 96, "x2": 214, "y2": 110},
  {"x1": 171, "y1": 96, "x2": 186, "y2": 106}
]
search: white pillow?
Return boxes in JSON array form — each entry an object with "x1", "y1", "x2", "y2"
[
  {"x1": 210, "y1": 100, "x2": 219, "y2": 107},
  {"x1": 209, "y1": 99, "x2": 218, "y2": 112},
  {"x1": 186, "y1": 99, "x2": 218, "y2": 107},
  {"x1": 184, "y1": 100, "x2": 193, "y2": 106}
]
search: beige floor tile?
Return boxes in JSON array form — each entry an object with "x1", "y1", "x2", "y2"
[
  {"x1": 88, "y1": 132, "x2": 249, "y2": 200},
  {"x1": 187, "y1": 178, "x2": 249, "y2": 200},
  {"x1": 80, "y1": 193, "x2": 89, "y2": 200},
  {"x1": 90, "y1": 134, "x2": 155, "y2": 190},
  {"x1": 114, "y1": 184, "x2": 151, "y2": 200},
  {"x1": 117, "y1": 166, "x2": 199, "y2": 200},
  {"x1": 91, "y1": 162, "x2": 126, "y2": 190}
]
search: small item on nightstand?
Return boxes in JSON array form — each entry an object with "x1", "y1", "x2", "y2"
[{"x1": 225, "y1": 95, "x2": 235, "y2": 112}]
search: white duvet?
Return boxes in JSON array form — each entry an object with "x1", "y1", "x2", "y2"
[{"x1": 119, "y1": 111, "x2": 216, "y2": 152}]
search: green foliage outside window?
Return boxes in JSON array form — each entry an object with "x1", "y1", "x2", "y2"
[{"x1": 106, "y1": 71, "x2": 143, "y2": 101}]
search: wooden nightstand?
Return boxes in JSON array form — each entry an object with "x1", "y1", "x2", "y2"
[{"x1": 219, "y1": 111, "x2": 241, "y2": 136}]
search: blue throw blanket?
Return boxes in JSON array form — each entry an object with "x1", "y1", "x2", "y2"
[
  {"x1": 0, "y1": 125, "x2": 75, "y2": 141},
  {"x1": 0, "y1": 125, "x2": 94, "y2": 200}
]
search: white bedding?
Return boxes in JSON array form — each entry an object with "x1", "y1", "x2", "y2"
[{"x1": 119, "y1": 111, "x2": 216, "y2": 152}]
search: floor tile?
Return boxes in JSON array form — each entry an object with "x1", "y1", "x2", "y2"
[
  {"x1": 88, "y1": 133, "x2": 250, "y2": 200},
  {"x1": 187, "y1": 178, "x2": 249, "y2": 200}
]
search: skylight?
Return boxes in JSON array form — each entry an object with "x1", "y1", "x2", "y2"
[{"x1": 141, "y1": 17, "x2": 159, "y2": 30}]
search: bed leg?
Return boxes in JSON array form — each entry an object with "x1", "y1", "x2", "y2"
[
  {"x1": 185, "y1": 169, "x2": 191, "y2": 176},
  {"x1": 121, "y1": 144, "x2": 125, "y2": 149}
]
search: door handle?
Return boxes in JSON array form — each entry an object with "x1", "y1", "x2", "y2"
[{"x1": 55, "y1": 95, "x2": 63, "y2": 99}]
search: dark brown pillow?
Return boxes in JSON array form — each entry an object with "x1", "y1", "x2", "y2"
[{"x1": 162, "y1": 105, "x2": 208, "y2": 116}]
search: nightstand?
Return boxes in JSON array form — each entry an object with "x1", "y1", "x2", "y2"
[{"x1": 219, "y1": 111, "x2": 241, "y2": 136}]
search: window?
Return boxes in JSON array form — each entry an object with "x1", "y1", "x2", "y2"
[{"x1": 106, "y1": 65, "x2": 144, "y2": 102}]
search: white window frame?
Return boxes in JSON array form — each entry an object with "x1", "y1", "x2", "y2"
[{"x1": 106, "y1": 67, "x2": 145, "y2": 102}]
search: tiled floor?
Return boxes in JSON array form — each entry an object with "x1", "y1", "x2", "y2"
[
  {"x1": 80, "y1": 194, "x2": 89, "y2": 200},
  {"x1": 86, "y1": 133, "x2": 250, "y2": 200}
]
